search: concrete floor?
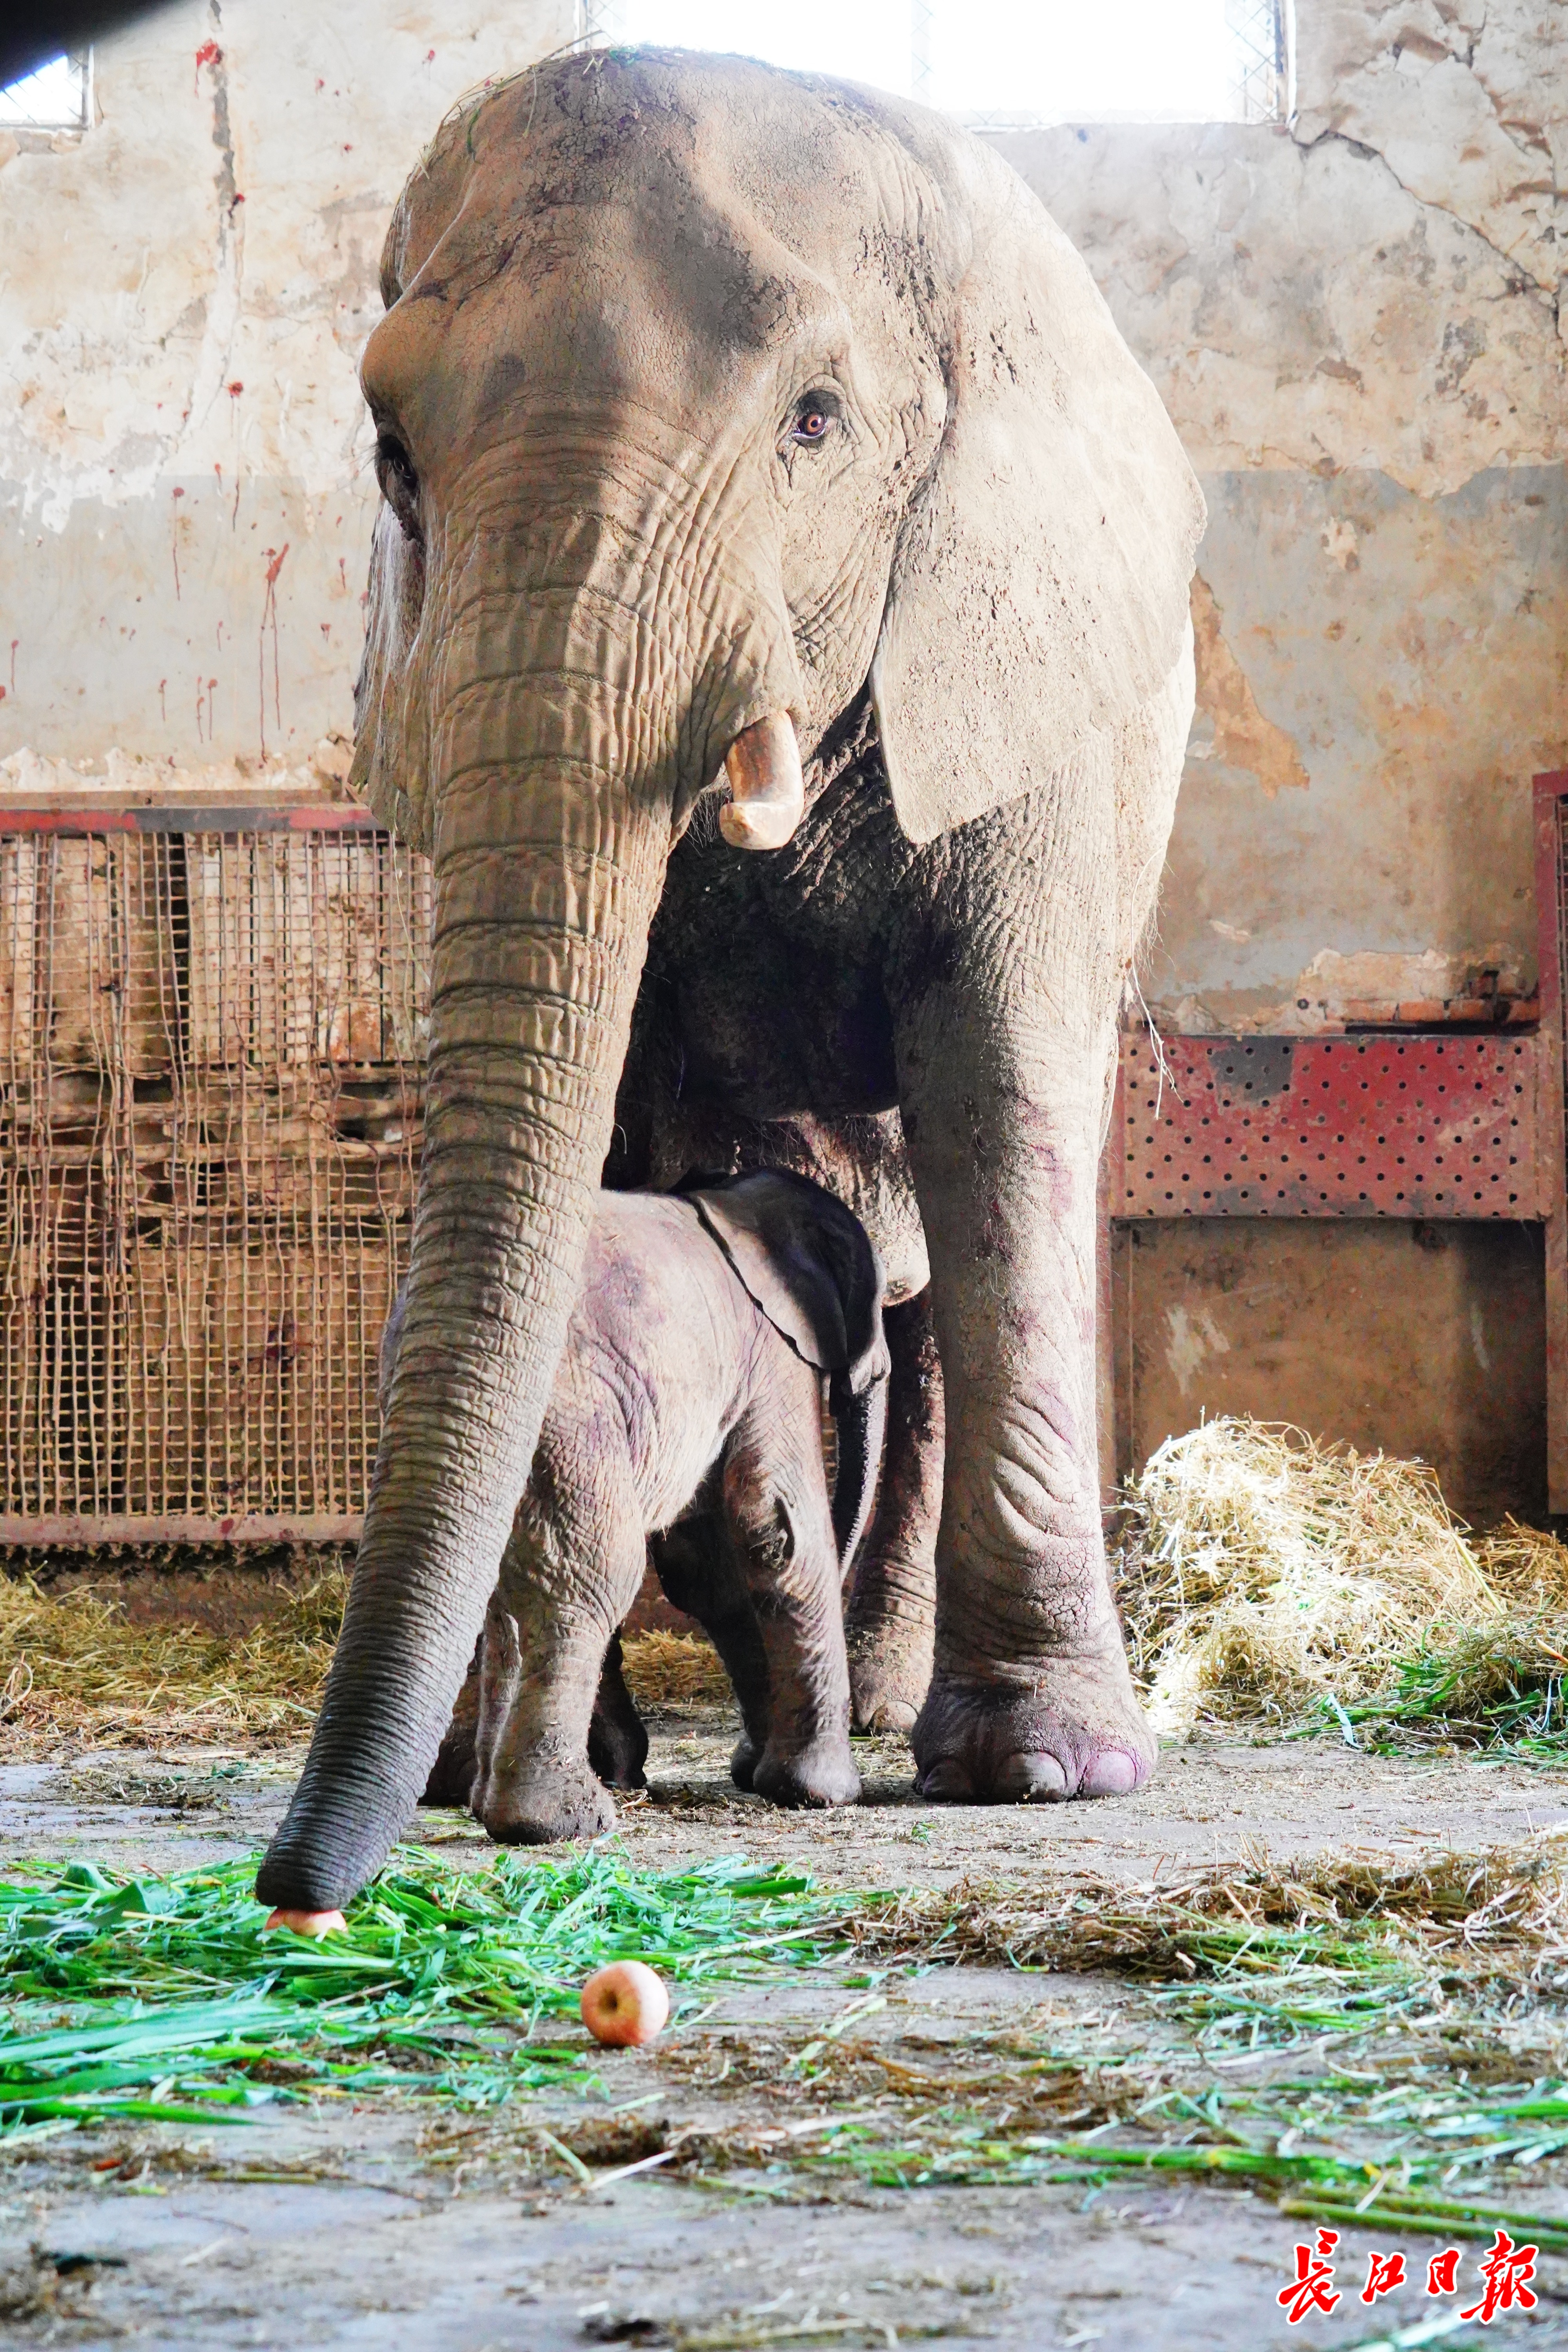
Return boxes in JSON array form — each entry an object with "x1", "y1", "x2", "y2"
[{"x1": 4, "y1": 1718, "x2": 1568, "y2": 2349}]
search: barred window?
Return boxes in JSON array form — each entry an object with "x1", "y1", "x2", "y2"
[
  {"x1": 579, "y1": 0, "x2": 1290, "y2": 125},
  {"x1": 0, "y1": 51, "x2": 93, "y2": 138}
]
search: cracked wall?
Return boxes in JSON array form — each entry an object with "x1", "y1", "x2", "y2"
[
  {"x1": 997, "y1": 4, "x2": 1566, "y2": 1034},
  {"x1": 0, "y1": 0, "x2": 572, "y2": 789}
]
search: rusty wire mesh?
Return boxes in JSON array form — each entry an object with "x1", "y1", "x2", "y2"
[{"x1": 0, "y1": 820, "x2": 430, "y2": 1531}]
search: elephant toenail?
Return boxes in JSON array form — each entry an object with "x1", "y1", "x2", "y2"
[
  {"x1": 1079, "y1": 1750, "x2": 1139, "y2": 1797},
  {"x1": 917, "y1": 1759, "x2": 976, "y2": 1800},
  {"x1": 993, "y1": 1751, "x2": 1069, "y2": 1800}
]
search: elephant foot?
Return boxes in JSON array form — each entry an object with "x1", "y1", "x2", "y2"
[
  {"x1": 730, "y1": 1731, "x2": 758, "y2": 1792},
  {"x1": 473, "y1": 1758, "x2": 617, "y2": 1846},
  {"x1": 911, "y1": 1660, "x2": 1155, "y2": 1804},
  {"x1": 847, "y1": 1619, "x2": 931, "y2": 1736},
  {"x1": 588, "y1": 1709, "x2": 649, "y2": 1791},
  {"x1": 753, "y1": 1735, "x2": 861, "y2": 1809}
]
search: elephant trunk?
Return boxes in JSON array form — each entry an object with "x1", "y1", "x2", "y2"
[
  {"x1": 830, "y1": 1373, "x2": 888, "y2": 1576},
  {"x1": 256, "y1": 626, "x2": 670, "y2": 1913}
]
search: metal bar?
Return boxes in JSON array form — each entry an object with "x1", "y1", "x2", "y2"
[
  {"x1": 1535, "y1": 771, "x2": 1568, "y2": 1510},
  {"x1": 0, "y1": 1514, "x2": 363, "y2": 1546},
  {"x1": 0, "y1": 805, "x2": 379, "y2": 835}
]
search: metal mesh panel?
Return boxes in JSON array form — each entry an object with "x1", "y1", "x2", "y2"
[{"x1": 0, "y1": 817, "x2": 430, "y2": 1534}]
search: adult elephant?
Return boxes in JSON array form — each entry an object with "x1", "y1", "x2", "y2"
[{"x1": 257, "y1": 46, "x2": 1201, "y2": 1914}]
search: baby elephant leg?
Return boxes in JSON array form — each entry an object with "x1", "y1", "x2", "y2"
[
  {"x1": 426, "y1": 1622, "x2": 644, "y2": 1805},
  {"x1": 724, "y1": 1360, "x2": 860, "y2": 1809},
  {"x1": 846, "y1": 1289, "x2": 942, "y2": 1732},
  {"x1": 471, "y1": 1436, "x2": 648, "y2": 1846}
]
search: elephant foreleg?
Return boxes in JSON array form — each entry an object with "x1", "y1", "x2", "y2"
[
  {"x1": 427, "y1": 1593, "x2": 647, "y2": 1810},
  {"x1": 470, "y1": 1447, "x2": 648, "y2": 1844},
  {"x1": 895, "y1": 849, "x2": 1154, "y2": 1806},
  {"x1": 845, "y1": 1289, "x2": 942, "y2": 1733}
]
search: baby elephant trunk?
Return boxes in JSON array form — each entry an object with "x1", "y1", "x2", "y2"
[{"x1": 829, "y1": 1371, "x2": 888, "y2": 1577}]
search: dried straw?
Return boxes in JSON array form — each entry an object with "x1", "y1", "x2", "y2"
[
  {"x1": 7, "y1": 1415, "x2": 1565, "y2": 1760},
  {"x1": 620, "y1": 1630, "x2": 731, "y2": 1711},
  {"x1": 0, "y1": 1572, "x2": 346, "y2": 1757},
  {"x1": 1115, "y1": 1417, "x2": 1566, "y2": 1740},
  {"x1": 840, "y1": 1830, "x2": 1568, "y2": 2000}
]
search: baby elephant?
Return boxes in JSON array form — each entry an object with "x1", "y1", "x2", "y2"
[{"x1": 383, "y1": 1171, "x2": 889, "y2": 1844}]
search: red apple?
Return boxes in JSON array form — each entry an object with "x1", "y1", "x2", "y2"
[{"x1": 579, "y1": 1961, "x2": 670, "y2": 2047}]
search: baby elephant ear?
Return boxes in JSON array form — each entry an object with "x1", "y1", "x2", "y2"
[
  {"x1": 872, "y1": 147, "x2": 1205, "y2": 845},
  {"x1": 689, "y1": 1172, "x2": 890, "y2": 1396}
]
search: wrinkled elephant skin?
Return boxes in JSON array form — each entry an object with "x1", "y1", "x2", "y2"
[{"x1": 256, "y1": 49, "x2": 1202, "y2": 1914}]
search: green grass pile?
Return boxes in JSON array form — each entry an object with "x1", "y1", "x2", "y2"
[
  {"x1": 12, "y1": 1836, "x2": 1568, "y2": 2254},
  {"x1": 0, "y1": 1845, "x2": 844, "y2": 2141}
]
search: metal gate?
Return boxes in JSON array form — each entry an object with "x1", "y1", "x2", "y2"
[{"x1": 0, "y1": 804, "x2": 430, "y2": 1543}]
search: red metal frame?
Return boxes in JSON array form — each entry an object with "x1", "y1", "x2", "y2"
[
  {"x1": 1098, "y1": 786, "x2": 1568, "y2": 1501},
  {"x1": 0, "y1": 1515, "x2": 363, "y2": 1547},
  {"x1": 0, "y1": 803, "x2": 374, "y2": 835},
  {"x1": 1534, "y1": 770, "x2": 1568, "y2": 1509}
]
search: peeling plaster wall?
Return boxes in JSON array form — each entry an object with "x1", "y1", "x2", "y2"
[
  {"x1": 994, "y1": 1, "x2": 1566, "y2": 1033},
  {"x1": 0, "y1": 0, "x2": 573, "y2": 779}
]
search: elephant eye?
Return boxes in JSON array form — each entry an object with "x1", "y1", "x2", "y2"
[
  {"x1": 375, "y1": 432, "x2": 422, "y2": 539},
  {"x1": 786, "y1": 397, "x2": 838, "y2": 448}
]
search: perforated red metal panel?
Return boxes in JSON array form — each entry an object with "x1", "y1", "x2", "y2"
[
  {"x1": 1534, "y1": 771, "x2": 1568, "y2": 1509},
  {"x1": 1118, "y1": 1033, "x2": 1543, "y2": 1219}
]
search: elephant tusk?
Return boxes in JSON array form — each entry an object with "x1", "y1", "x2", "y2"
[{"x1": 719, "y1": 712, "x2": 805, "y2": 851}]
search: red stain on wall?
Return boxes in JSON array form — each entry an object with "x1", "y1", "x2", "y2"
[{"x1": 259, "y1": 544, "x2": 291, "y2": 759}]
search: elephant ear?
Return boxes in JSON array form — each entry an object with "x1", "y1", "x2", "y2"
[
  {"x1": 871, "y1": 146, "x2": 1205, "y2": 845},
  {"x1": 688, "y1": 1172, "x2": 890, "y2": 1397}
]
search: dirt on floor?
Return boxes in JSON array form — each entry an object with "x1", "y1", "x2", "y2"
[{"x1": 5, "y1": 1713, "x2": 1568, "y2": 2350}]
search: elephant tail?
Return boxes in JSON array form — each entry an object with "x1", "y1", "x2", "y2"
[{"x1": 829, "y1": 1370, "x2": 888, "y2": 1577}]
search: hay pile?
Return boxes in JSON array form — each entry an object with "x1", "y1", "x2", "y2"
[
  {"x1": 0, "y1": 1573, "x2": 733, "y2": 1756},
  {"x1": 620, "y1": 1629, "x2": 732, "y2": 1711},
  {"x1": 5, "y1": 1415, "x2": 1564, "y2": 1759},
  {"x1": 1116, "y1": 1418, "x2": 1568, "y2": 1744},
  {"x1": 0, "y1": 1571, "x2": 346, "y2": 1756}
]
